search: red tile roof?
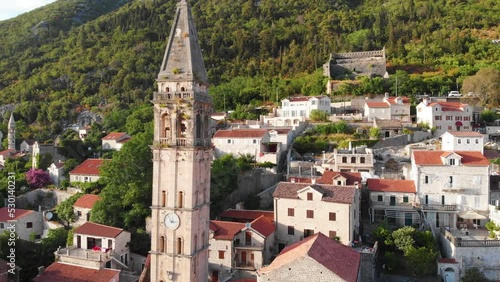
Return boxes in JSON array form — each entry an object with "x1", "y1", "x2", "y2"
[
  {"x1": 0, "y1": 149, "x2": 15, "y2": 157},
  {"x1": 258, "y1": 233, "x2": 360, "y2": 281},
  {"x1": 0, "y1": 207, "x2": 33, "y2": 221},
  {"x1": 219, "y1": 209, "x2": 274, "y2": 223},
  {"x1": 427, "y1": 102, "x2": 468, "y2": 111},
  {"x1": 366, "y1": 101, "x2": 389, "y2": 108},
  {"x1": 287, "y1": 176, "x2": 314, "y2": 183},
  {"x1": 75, "y1": 222, "x2": 124, "y2": 238},
  {"x1": 250, "y1": 215, "x2": 275, "y2": 237},
  {"x1": 33, "y1": 262, "x2": 120, "y2": 282},
  {"x1": 210, "y1": 220, "x2": 245, "y2": 240},
  {"x1": 273, "y1": 182, "x2": 356, "y2": 204},
  {"x1": 412, "y1": 151, "x2": 490, "y2": 166},
  {"x1": 213, "y1": 129, "x2": 268, "y2": 139},
  {"x1": 73, "y1": 194, "x2": 101, "y2": 209},
  {"x1": 317, "y1": 170, "x2": 362, "y2": 186},
  {"x1": 367, "y1": 179, "x2": 416, "y2": 193},
  {"x1": 386, "y1": 96, "x2": 411, "y2": 104},
  {"x1": 53, "y1": 162, "x2": 65, "y2": 169},
  {"x1": 101, "y1": 132, "x2": 128, "y2": 140},
  {"x1": 438, "y1": 258, "x2": 457, "y2": 264},
  {"x1": 443, "y1": 131, "x2": 483, "y2": 137},
  {"x1": 268, "y1": 128, "x2": 292, "y2": 134},
  {"x1": 69, "y1": 159, "x2": 107, "y2": 176}
]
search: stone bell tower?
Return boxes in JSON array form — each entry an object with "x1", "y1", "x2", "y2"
[
  {"x1": 8, "y1": 112, "x2": 15, "y2": 150},
  {"x1": 149, "y1": 0, "x2": 212, "y2": 281}
]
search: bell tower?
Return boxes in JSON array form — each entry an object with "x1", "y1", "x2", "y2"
[
  {"x1": 8, "y1": 112, "x2": 15, "y2": 150},
  {"x1": 150, "y1": 0, "x2": 212, "y2": 281}
]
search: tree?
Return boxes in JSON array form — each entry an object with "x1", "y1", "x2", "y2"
[
  {"x1": 405, "y1": 246, "x2": 437, "y2": 275},
  {"x1": 391, "y1": 226, "x2": 415, "y2": 255},
  {"x1": 56, "y1": 193, "x2": 83, "y2": 228},
  {"x1": 309, "y1": 110, "x2": 329, "y2": 122},
  {"x1": 91, "y1": 131, "x2": 153, "y2": 229},
  {"x1": 461, "y1": 267, "x2": 490, "y2": 282},
  {"x1": 480, "y1": 110, "x2": 498, "y2": 124},
  {"x1": 369, "y1": 127, "x2": 381, "y2": 139},
  {"x1": 25, "y1": 169, "x2": 52, "y2": 189},
  {"x1": 462, "y1": 68, "x2": 500, "y2": 108}
]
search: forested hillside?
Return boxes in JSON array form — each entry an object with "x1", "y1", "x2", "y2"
[{"x1": 0, "y1": 0, "x2": 499, "y2": 140}]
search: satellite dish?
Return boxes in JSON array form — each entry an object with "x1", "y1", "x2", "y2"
[{"x1": 45, "y1": 212, "x2": 53, "y2": 220}]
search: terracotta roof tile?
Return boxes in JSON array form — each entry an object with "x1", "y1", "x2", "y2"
[
  {"x1": 366, "y1": 101, "x2": 389, "y2": 108},
  {"x1": 210, "y1": 220, "x2": 245, "y2": 240},
  {"x1": 213, "y1": 129, "x2": 268, "y2": 139},
  {"x1": 0, "y1": 207, "x2": 33, "y2": 221},
  {"x1": 287, "y1": 177, "x2": 313, "y2": 183},
  {"x1": 443, "y1": 131, "x2": 483, "y2": 137},
  {"x1": 386, "y1": 96, "x2": 411, "y2": 104},
  {"x1": 367, "y1": 179, "x2": 416, "y2": 193},
  {"x1": 427, "y1": 102, "x2": 468, "y2": 111},
  {"x1": 273, "y1": 182, "x2": 356, "y2": 204},
  {"x1": 412, "y1": 151, "x2": 489, "y2": 166},
  {"x1": 438, "y1": 258, "x2": 457, "y2": 263},
  {"x1": 33, "y1": 262, "x2": 120, "y2": 282},
  {"x1": 101, "y1": 132, "x2": 129, "y2": 140},
  {"x1": 219, "y1": 209, "x2": 274, "y2": 223},
  {"x1": 73, "y1": 194, "x2": 101, "y2": 209},
  {"x1": 69, "y1": 159, "x2": 107, "y2": 176},
  {"x1": 0, "y1": 149, "x2": 15, "y2": 157},
  {"x1": 317, "y1": 170, "x2": 362, "y2": 186},
  {"x1": 258, "y1": 233, "x2": 360, "y2": 281},
  {"x1": 75, "y1": 222, "x2": 124, "y2": 238},
  {"x1": 250, "y1": 215, "x2": 275, "y2": 237}
]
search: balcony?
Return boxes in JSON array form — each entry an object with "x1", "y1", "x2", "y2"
[
  {"x1": 153, "y1": 91, "x2": 212, "y2": 103},
  {"x1": 233, "y1": 241, "x2": 264, "y2": 250},
  {"x1": 415, "y1": 203, "x2": 456, "y2": 211},
  {"x1": 371, "y1": 201, "x2": 415, "y2": 209},
  {"x1": 442, "y1": 183, "x2": 467, "y2": 192},
  {"x1": 154, "y1": 138, "x2": 211, "y2": 148},
  {"x1": 55, "y1": 247, "x2": 114, "y2": 268},
  {"x1": 440, "y1": 227, "x2": 500, "y2": 247}
]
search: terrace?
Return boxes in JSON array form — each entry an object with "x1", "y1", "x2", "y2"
[{"x1": 440, "y1": 227, "x2": 500, "y2": 247}]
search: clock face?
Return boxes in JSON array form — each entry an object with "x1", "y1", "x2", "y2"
[{"x1": 164, "y1": 212, "x2": 180, "y2": 230}]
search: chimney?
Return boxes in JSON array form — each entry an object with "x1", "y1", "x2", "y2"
[
  {"x1": 311, "y1": 178, "x2": 316, "y2": 184},
  {"x1": 423, "y1": 98, "x2": 429, "y2": 106}
]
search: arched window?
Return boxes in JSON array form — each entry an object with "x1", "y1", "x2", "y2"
[
  {"x1": 166, "y1": 87, "x2": 170, "y2": 92},
  {"x1": 161, "y1": 191, "x2": 166, "y2": 207},
  {"x1": 162, "y1": 114, "x2": 170, "y2": 139},
  {"x1": 181, "y1": 86, "x2": 186, "y2": 92},
  {"x1": 195, "y1": 114, "x2": 202, "y2": 140},
  {"x1": 178, "y1": 191, "x2": 184, "y2": 208},
  {"x1": 203, "y1": 115, "x2": 209, "y2": 138},
  {"x1": 160, "y1": 236, "x2": 165, "y2": 252},
  {"x1": 176, "y1": 237, "x2": 183, "y2": 254}
]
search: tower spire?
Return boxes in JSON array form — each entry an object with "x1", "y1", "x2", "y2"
[
  {"x1": 158, "y1": 0, "x2": 208, "y2": 84},
  {"x1": 8, "y1": 112, "x2": 15, "y2": 150}
]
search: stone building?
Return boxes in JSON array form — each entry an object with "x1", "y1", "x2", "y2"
[{"x1": 323, "y1": 48, "x2": 387, "y2": 79}]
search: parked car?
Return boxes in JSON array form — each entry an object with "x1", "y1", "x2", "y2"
[{"x1": 448, "y1": 91, "x2": 462, "y2": 97}]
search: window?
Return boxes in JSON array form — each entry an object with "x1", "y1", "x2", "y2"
[
  {"x1": 26, "y1": 222, "x2": 33, "y2": 228},
  {"x1": 218, "y1": 251, "x2": 225, "y2": 259},
  {"x1": 442, "y1": 195, "x2": 445, "y2": 205},
  {"x1": 403, "y1": 196, "x2": 409, "y2": 203},
  {"x1": 425, "y1": 195, "x2": 429, "y2": 205},
  {"x1": 176, "y1": 238, "x2": 183, "y2": 255},
  {"x1": 288, "y1": 208, "x2": 294, "y2": 217},
  {"x1": 457, "y1": 139, "x2": 461, "y2": 144},
  {"x1": 329, "y1": 212, "x2": 336, "y2": 221},
  {"x1": 446, "y1": 116, "x2": 452, "y2": 121},
  {"x1": 351, "y1": 157, "x2": 356, "y2": 163},
  {"x1": 0, "y1": 223, "x2": 4, "y2": 229},
  {"x1": 178, "y1": 191, "x2": 184, "y2": 208},
  {"x1": 449, "y1": 159, "x2": 455, "y2": 165},
  {"x1": 311, "y1": 100, "x2": 316, "y2": 105},
  {"x1": 253, "y1": 139, "x2": 257, "y2": 144},
  {"x1": 306, "y1": 210, "x2": 314, "y2": 218},
  {"x1": 287, "y1": 226, "x2": 294, "y2": 235},
  {"x1": 435, "y1": 116, "x2": 441, "y2": 120},
  {"x1": 474, "y1": 196, "x2": 480, "y2": 209},
  {"x1": 160, "y1": 236, "x2": 165, "y2": 252},
  {"x1": 329, "y1": 231, "x2": 337, "y2": 239},
  {"x1": 162, "y1": 191, "x2": 166, "y2": 207},
  {"x1": 377, "y1": 195, "x2": 383, "y2": 202},
  {"x1": 227, "y1": 139, "x2": 231, "y2": 144},
  {"x1": 449, "y1": 176, "x2": 453, "y2": 184},
  {"x1": 342, "y1": 157, "x2": 347, "y2": 163},
  {"x1": 77, "y1": 210, "x2": 82, "y2": 217},
  {"x1": 360, "y1": 157, "x2": 365, "y2": 163},
  {"x1": 307, "y1": 193, "x2": 313, "y2": 201},
  {"x1": 424, "y1": 175, "x2": 429, "y2": 184},
  {"x1": 475, "y1": 139, "x2": 479, "y2": 144}
]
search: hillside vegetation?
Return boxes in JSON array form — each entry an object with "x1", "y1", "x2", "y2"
[{"x1": 0, "y1": 0, "x2": 499, "y2": 140}]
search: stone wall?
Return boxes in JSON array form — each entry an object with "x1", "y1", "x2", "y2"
[
  {"x1": 224, "y1": 169, "x2": 283, "y2": 211},
  {"x1": 14, "y1": 188, "x2": 75, "y2": 210}
]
